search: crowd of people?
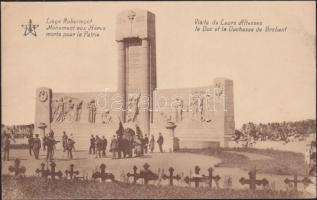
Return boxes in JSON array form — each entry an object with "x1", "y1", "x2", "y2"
[
  {"x1": 2, "y1": 123, "x2": 166, "y2": 162},
  {"x1": 87, "y1": 132, "x2": 165, "y2": 159},
  {"x1": 233, "y1": 120, "x2": 316, "y2": 143},
  {"x1": 1, "y1": 124, "x2": 34, "y2": 139}
]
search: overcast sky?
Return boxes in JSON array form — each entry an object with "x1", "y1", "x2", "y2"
[{"x1": 1, "y1": 1, "x2": 316, "y2": 127}]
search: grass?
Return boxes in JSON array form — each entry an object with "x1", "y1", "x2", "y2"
[
  {"x1": 2, "y1": 175, "x2": 311, "y2": 199},
  {"x1": 177, "y1": 147, "x2": 307, "y2": 176}
]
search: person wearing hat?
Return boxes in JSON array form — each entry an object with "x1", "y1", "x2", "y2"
[
  {"x1": 33, "y1": 134, "x2": 41, "y2": 160},
  {"x1": 66, "y1": 138, "x2": 75, "y2": 160},
  {"x1": 28, "y1": 134, "x2": 34, "y2": 156},
  {"x1": 110, "y1": 135, "x2": 118, "y2": 159},
  {"x1": 89, "y1": 134, "x2": 96, "y2": 155},
  {"x1": 46, "y1": 130, "x2": 59, "y2": 161},
  {"x1": 157, "y1": 132, "x2": 164, "y2": 153},
  {"x1": 62, "y1": 131, "x2": 68, "y2": 152},
  {"x1": 95, "y1": 135, "x2": 102, "y2": 158},
  {"x1": 102, "y1": 136, "x2": 108, "y2": 157},
  {"x1": 3, "y1": 133, "x2": 11, "y2": 161}
]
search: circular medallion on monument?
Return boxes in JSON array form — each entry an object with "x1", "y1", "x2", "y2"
[{"x1": 39, "y1": 90, "x2": 48, "y2": 102}]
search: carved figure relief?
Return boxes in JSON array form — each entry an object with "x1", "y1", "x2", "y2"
[
  {"x1": 51, "y1": 96, "x2": 83, "y2": 123},
  {"x1": 101, "y1": 109, "x2": 112, "y2": 124},
  {"x1": 87, "y1": 99, "x2": 97, "y2": 123},
  {"x1": 173, "y1": 98, "x2": 184, "y2": 123},
  {"x1": 214, "y1": 82, "x2": 224, "y2": 97},
  {"x1": 190, "y1": 91, "x2": 206, "y2": 122},
  {"x1": 126, "y1": 93, "x2": 141, "y2": 122}
]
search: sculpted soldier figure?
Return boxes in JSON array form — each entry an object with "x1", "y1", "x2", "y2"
[
  {"x1": 73, "y1": 100, "x2": 83, "y2": 122},
  {"x1": 127, "y1": 93, "x2": 141, "y2": 122},
  {"x1": 101, "y1": 109, "x2": 112, "y2": 124},
  {"x1": 54, "y1": 98, "x2": 65, "y2": 123},
  {"x1": 174, "y1": 98, "x2": 184, "y2": 123},
  {"x1": 87, "y1": 99, "x2": 97, "y2": 123}
]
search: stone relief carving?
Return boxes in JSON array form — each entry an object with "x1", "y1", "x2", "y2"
[
  {"x1": 101, "y1": 109, "x2": 112, "y2": 124},
  {"x1": 52, "y1": 96, "x2": 83, "y2": 123},
  {"x1": 87, "y1": 99, "x2": 97, "y2": 123},
  {"x1": 190, "y1": 90, "x2": 215, "y2": 123},
  {"x1": 126, "y1": 93, "x2": 141, "y2": 122},
  {"x1": 173, "y1": 98, "x2": 184, "y2": 123},
  {"x1": 214, "y1": 82, "x2": 224, "y2": 97}
]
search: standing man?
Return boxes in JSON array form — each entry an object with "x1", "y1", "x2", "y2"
[
  {"x1": 157, "y1": 132, "x2": 164, "y2": 153},
  {"x1": 143, "y1": 134, "x2": 149, "y2": 154},
  {"x1": 42, "y1": 135, "x2": 47, "y2": 151},
  {"x1": 62, "y1": 131, "x2": 68, "y2": 152},
  {"x1": 33, "y1": 134, "x2": 41, "y2": 160},
  {"x1": 89, "y1": 135, "x2": 96, "y2": 155},
  {"x1": 110, "y1": 135, "x2": 118, "y2": 159},
  {"x1": 66, "y1": 138, "x2": 75, "y2": 160},
  {"x1": 102, "y1": 136, "x2": 107, "y2": 157},
  {"x1": 3, "y1": 134, "x2": 11, "y2": 161},
  {"x1": 28, "y1": 134, "x2": 34, "y2": 156},
  {"x1": 95, "y1": 135, "x2": 102, "y2": 158},
  {"x1": 149, "y1": 135, "x2": 155, "y2": 153},
  {"x1": 69, "y1": 133, "x2": 76, "y2": 152},
  {"x1": 46, "y1": 130, "x2": 59, "y2": 161}
]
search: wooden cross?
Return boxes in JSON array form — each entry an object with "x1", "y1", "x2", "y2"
[
  {"x1": 284, "y1": 175, "x2": 312, "y2": 191},
  {"x1": 202, "y1": 167, "x2": 221, "y2": 188},
  {"x1": 139, "y1": 163, "x2": 159, "y2": 185},
  {"x1": 65, "y1": 164, "x2": 79, "y2": 180},
  {"x1": 239, "y1": 169, "x2": 268, "y2": 191},
  {"x1": 162, "y1": 167, "x2": 181, "y2": 186},
  {"x1": 35, "y1": 162, "x2": 49, "y2": 178},
  {"x1": 46, "y1": 161, "x2": 63, "y2": 180},
  {"x1": 8, "y1": 159, "x2": 26, "y2": 177},
  {"x1": 127, "y1": 165, "x2": 140, "y2": 183},
  {"x1": 92, "y1": 163, "x2": 115, "y2": 182},
  {"x1": 184, "y1": 166, "x2": 205, "y2": 188}
]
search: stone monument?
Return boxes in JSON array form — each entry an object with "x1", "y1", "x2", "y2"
[
  {"x1": 116, "y1": 9, "x2": 156, "y2": 135},
  {"x1": 34, "y1": 9, "x2": 235, "y2": 151}
]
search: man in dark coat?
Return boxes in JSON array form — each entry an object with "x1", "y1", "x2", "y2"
[
  {"x1": 95, "y1": 136, "x2": 102, "y2": 158},
  {"x1": 46, "y1": 131, "x2": 59, "y2": 161},
  {"x1": 143, "y1": 134, "x2": 149, "y2": 154},
  {"x1": 157, "y1": 132, "x2": 164, "y2": 153},
  {"x1": 33, "y1": 134, "x2": 41, "y2": 160},
  {"x1": 62, "y1": 131, "x2": 68, "y2": 152},
  {"x1": 28, "y1": 134, "x2": 34, "y2": 156},
  {"x1": 3, "y1": 134, "x2": 11, "y2": 161},
  {"x1": 66, "y1": 138, "x2": 75, "y2": 160},
  {"x1": 110, "y1": 135, "x2": 118, "y2": 159},
  {"x1": 102, "y1": 136, "x2": 107, "y2": 157},
  {"x1": 89, "y1": 134, "x2": 96, "y2": 154}
]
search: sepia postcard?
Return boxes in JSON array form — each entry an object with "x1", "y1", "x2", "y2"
[{"x1": 1, "y1": 1, "x2": 316, "y2": 199}]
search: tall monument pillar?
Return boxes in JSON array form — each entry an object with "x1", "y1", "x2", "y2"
[
  {"x1": 116, "y1": 9, "x2": 156, "y2": 134},
  {"x1": 117, "y1": 41, "x2": 126, "y2": 122},
  {"x1": 34, "y1": 87, "x2": 52, "y2": 136}
]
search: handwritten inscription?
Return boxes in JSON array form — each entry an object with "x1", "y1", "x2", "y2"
[
  {"x1": 194, "y1": 18, "x2": 287, "y2": 33},
  {"x1": 45, "y1": 18, "x2": 106, "y2": 38}
]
